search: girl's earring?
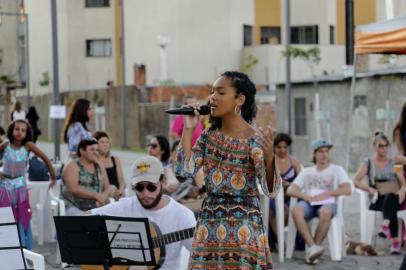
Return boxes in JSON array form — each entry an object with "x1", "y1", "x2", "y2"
[{"x1": 234, "y1": 105, "x2": 241, "y2": 116}]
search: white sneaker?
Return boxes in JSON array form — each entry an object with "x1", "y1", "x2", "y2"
[{"x1": 306, "y1": 245, "x2": 324, "y2": 264}]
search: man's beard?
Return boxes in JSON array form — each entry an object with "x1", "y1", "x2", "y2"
[{"x1": 137, "y1": 187, "x2": 163, "y2": 209}]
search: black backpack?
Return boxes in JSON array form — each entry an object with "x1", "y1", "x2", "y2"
[{"x1": 28, "y1": 156, "x2": 50, "y2": 181}]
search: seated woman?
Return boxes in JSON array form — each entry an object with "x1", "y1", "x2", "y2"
[
  {"x1": 61, "y1": 138, "x2": 111, "y2": 215},
  {"x1": 94, "y1": 131, "x2": 126, "y2": 200},
  {"x1": 268, "y1": 133, "x2": 303, "y2": 250},
  {"x1": 147, "y1": 135, "x2": 170, "y2": 167},
  {"x1": 353, "y1": 132, "x2": 406, "y2": 254}
]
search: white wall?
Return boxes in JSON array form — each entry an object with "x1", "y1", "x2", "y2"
[
  {"x1": 65, "y1": 1, "x2": 115, "y2": 91},
  {"x1": 25, "y1": 0, "x2": 53, "y2": 96},
  {"x1": 124, "y1": 0, "x2": 254, "y2": 85},
  {"x1": 0, "y1": 0, "x2": 20, "y2": 82},
  {"x1": 244, "y1": 44, "x2": 345, "y2": 85}
]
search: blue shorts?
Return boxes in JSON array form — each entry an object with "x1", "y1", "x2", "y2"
[{"x1": 296, "y1": 200, "x2": 337, "y2": 221}]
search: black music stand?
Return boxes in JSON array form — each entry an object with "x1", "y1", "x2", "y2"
[{"x1": 54, "y1": 216, "x2": 156, "y2": 270}]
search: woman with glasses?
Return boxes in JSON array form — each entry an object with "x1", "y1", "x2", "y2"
[
  {"x1": 353, "y1": 132, "x2": 406, "y2": 254},
  {"x1": 147, "y1": 135, "x2": 170, "y2": 167},
  {"x1": 63, "y1": 98, "x2": 93, "y2": 158},
  {"x1": 94, "y1": 131, "x2": 126, "y2": 200}
]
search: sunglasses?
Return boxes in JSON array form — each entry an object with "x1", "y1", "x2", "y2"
[
  {"x1": 147, "y1": 143, "x2": 158, "y2": 149},
  {"x1": 133, "y1": 183, "x2": 158, "y2": 192}
]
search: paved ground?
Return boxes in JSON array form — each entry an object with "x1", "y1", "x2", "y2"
[{"x1": 31, "y1": 142, "x2": 405, "y2": 269}]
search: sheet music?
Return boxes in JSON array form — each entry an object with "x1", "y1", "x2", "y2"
[
  {"x1": 0, "y1": 249, "x2": 26, "y2": 270},
  {"x1": 0, "y1": 207, "x2": 15, "y2": 223},
  {"x1": 0, "y1": 225, "x2": 21, "y2": 248},
  {"x1": 105, "y1": 219, "x2": 152, "y2": 263}
]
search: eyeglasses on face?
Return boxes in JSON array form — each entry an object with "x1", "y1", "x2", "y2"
[
  {"x1": 147, "y1": 143, "x2": 158, "y2": 149},
  {"x1": 377, "y1": 143, "x2": 389, "y2": 148},
  {"x1": 133, "y1": 183, "x2": 158, "y2": 192}
]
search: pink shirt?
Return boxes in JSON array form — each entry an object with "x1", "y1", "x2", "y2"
[{"x1": 170, "y1": 115, "x2": 204, "y2": 146}]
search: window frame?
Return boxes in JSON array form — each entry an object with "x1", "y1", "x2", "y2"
[
  {"x1": 260, "y1": 26, "x2": 281, "y2": 45},
  {"x1": 294, "y1": 97, "x2": 307, "y2": 136},
  {"x1": 243, "y1": 25, "x2": 253, "y2": 46},
  {"x1": 85, "y1": 0, "x2": 110, "y2": 8},
  {"x1": 291, "y1": 25, "x2": 319, "y2": 44},
  {"x1": 86, "y1": 39, "x2": 112, "y2": 57}
]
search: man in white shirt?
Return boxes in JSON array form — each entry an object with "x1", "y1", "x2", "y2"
[
  {"x1": 286, "y1": 139, "x2": 352, "y2": 264},
  {"x1": 91, "y1": 155, "x2": 197, "y2": 270}
]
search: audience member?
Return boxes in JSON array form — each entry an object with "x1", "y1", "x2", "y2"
[
  {"x1": 269, "y1": 132, "x2": 304, "y2": 250},
  {"x1": 61, "y1": 138, "x2": 110, "y2": 215},
  {"x1": 147, "y1": 135, "x2": 170, "y2": 167},
  {"x1": 63, "y1": 98, "x2": 93, "y2": 158},
  {"x1": 94, "y1": 131, "x2": 126, "y2": 200},
  {"x1": 287, "y1": 139, "x2": 352, "y2": 264},
  {"x1": 354, "y1": 132, "x2": 406, "y2": 254}
]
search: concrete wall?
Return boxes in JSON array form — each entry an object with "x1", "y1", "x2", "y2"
[{"x1": 275, "y1": 73, "x2": 406, "y2": 171}]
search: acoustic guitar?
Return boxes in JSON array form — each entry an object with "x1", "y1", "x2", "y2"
[{"x1": 81, "y1": 222, "x2": 195, "y2": 270}]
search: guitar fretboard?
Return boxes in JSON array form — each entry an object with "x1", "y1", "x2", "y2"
[{"x1": 153, "y1": 227, "x2": 195, "y2": 248}]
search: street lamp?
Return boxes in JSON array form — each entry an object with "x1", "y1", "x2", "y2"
[{"x1": 0, "y1": 11, "x2": 30, "y2": 108}]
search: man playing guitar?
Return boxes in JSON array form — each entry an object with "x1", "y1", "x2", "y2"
[{"x1": 90, "y1": 156, "x2": 197, "y2": 269}]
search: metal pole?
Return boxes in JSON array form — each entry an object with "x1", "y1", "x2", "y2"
[
  {"x1": 345, "y1": 53, "x2": 357, "y2": 170},
  {"x1": 345, "y1": 0, "x2": 354, "y2": 65},
  {"x1": 51, "y1": 0, "x2": 61, "y2": 161},
  {"x1": 385, "y1": 0, "x2": 394, "y2": 19},
  {"x1": 120, "y1": 0, "x2": 128, "y2": 149},
  {"x1": 24, "y1": 15, "x2": 30, "y2": 108},
  {"x1": 285, "y1": 0, "x2": 292, "y2": 137}
]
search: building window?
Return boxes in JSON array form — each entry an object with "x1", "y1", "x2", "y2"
[
  {"x1": 260, "y1": 26, "x2": 281, "y2": 44},
  {"x1": 329, "y1": 25, "x2": 335, "y2": 44},
  {"x1": 86, "y1": 39, "x2": 112, "y2": 57},
  {"x1": 291, "y1": 25, "x2": 318, "y2": 44},
  {"x1": 85, "y1": 0, "x2": 110, "y2": 8},
  {"x1": 243, "y1": 25, "x2": 253, "y2": 46},
  {"x1": 294, "y1": 97, "x2": 307, "y2": 135}
]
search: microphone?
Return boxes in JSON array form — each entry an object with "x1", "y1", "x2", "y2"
[{"x1": 165, "y1": 105, "x2": 210, "y2": 115}]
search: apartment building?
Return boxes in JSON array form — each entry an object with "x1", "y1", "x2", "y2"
[
  {"x1": 246, "y1": 0, "x2": 406, "y2": 85},
  {"x1": 1, "y1": 0, "x2": 405, "y2": 98},
  {"x1": 2, "y1": 0, "x2": 252, "y2": 96}
]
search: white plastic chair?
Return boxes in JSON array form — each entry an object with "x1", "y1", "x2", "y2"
[
  {"x1": 49, "y1": 188, "x2": 66, "y2": 265},
  {"x1": 286, "y1": 195, "x2": 346, "y2": 261},
  {"x1": 259, "y1": 184, "x2": 284, "y2": 263},
  {"x1": 23, "y1": 248, "x2": 45, "y2": 270},
  {"x1": 357, "y1": 188, "x2": 402, "y2": 244}
]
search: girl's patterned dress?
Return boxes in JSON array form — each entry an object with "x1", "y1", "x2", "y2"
[
  {"x1": 175, "y1": 129, "x2": 279, "y2": 270},
  {"x1": 0, "y1": 143, "x2": 33, "y2": 249}
]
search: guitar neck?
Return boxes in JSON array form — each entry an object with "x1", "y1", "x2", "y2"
[{"x1": 153, "y1": 227, "x2": 195, "y2": 248}]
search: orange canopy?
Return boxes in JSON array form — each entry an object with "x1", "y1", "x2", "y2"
[{"x1": 355, "y1": 16, "x2": 406, "y2": 55}]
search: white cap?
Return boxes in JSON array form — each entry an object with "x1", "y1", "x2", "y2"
[{"x1": 131, "y1": 156, "x2": 164, "y2": 185}]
